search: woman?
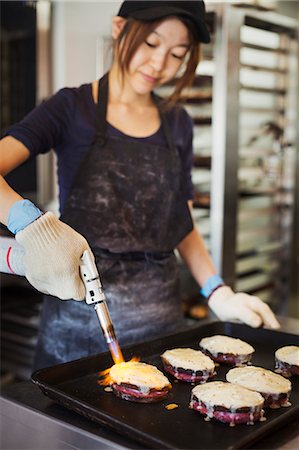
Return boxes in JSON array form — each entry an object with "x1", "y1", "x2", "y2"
[{"x1": 0, "y1": 1, "x2": 279, "y2": 369}]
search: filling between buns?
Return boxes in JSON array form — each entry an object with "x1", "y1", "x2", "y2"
[{"x1": 162, "y1": 360, "x2": 215, "y2": 382}]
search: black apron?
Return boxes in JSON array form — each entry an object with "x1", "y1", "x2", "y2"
[{"x1": 33, "y1": 73, "x2": 193, "y2": 370}]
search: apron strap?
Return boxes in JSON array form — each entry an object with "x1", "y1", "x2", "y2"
[
  {"x1": 94, "y1": 73, "x2": 109, "y2": 137},
  {"x1": 153, "y1": 94, "x2": 177, "y2": 154}
]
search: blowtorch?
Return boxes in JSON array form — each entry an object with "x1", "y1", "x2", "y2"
[{"x1": 0, "y1": 236, "x2": 124, "y2": 365}]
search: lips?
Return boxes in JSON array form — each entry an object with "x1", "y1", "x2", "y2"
[{"x1": 140, "y1": 72, "x2": 159, "y2": 84}]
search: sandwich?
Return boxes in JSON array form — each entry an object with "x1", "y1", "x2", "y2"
[
  {"x1": 109, "y1": 360, "x2": 172, "y2": 403},
  {"x1": 161, "y1": 348, "x2": 215, "y2": 383},
  {"x1": 199, "y1": 335, "x2": 255, "y2": 365},
  {"x1": 275, "y1": 346, "x2": 299, "y2": 377},
  {"x1": 190, "y1": 381, "x2": 265, "y2": 425},
  {"x1": 226, "y1": 366, "x2": 292, "y2": 408}
]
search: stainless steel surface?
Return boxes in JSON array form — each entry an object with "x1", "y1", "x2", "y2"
[{"x1": 0, "y1": 397, "x2": 125, "y2": 450}]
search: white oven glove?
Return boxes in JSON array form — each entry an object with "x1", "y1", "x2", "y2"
[
  {"x1": 15, "y1": 211, "x2": 90, "y2": 300},
  {"x1": 208, "y1": 286, "x2": 280, "y2": 329}
]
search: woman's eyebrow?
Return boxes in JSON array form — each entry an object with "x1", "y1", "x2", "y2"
[{"x1": 152, "y1": 30, "x2": 190, "y2": 48}]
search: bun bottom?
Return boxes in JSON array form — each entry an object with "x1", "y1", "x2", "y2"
[
  {"x1": 111, "y1": 383, "x2": 170, "y2": 403},
  {"x1": 275, "y1": 359, "x2": 299, "y2": 378},
  {"x1": 161, "y1": 358, "x2": 215, "y2": 383},
  {"x1": 190, "y1": 398, "x2": 264, "y2": 425},
  {"x1": 261, "y1": 391, "x2": 291, "y2": 408}
]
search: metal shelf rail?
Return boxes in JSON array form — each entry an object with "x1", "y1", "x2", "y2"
[{"x1": 209, "y1": 3, "x2": 298, "y2": 315}]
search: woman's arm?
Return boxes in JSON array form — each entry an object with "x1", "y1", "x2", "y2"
[
  {"x1": 177, "y1": 201, "x2": 217, "y2": 288},
  {"x1": 0, "y1": 135, "x2": 90, "y2": 301},
  {"x1": 178, "y1": 201, "x2": 280, "y2": 329},
  {"x1": 0, "y1": 136, "x2": 30, "y2": 224}
]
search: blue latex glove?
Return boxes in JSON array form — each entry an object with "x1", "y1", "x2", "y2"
[
  {"x1": 200, "y1": 274, "x2": 225, "y2": 298},
  {"x1": 7, "y1": 199, "x2": 43, "y2": 234}
]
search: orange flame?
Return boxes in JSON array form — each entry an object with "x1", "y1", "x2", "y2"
[
  {"x1": 98, "y1": 356, "x2": 140, "y2": 386},
  {"x1": 108, "y1": 340, "x2": 124, "y2": 364}
]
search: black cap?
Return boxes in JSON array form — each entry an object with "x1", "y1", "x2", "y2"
[{"x1": 117, "y1": 1, "x2": 210, "y2": 43}]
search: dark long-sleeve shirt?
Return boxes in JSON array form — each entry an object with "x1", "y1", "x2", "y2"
[{"x1": 5, "y1": 82, "x2": 194, "y2": 210}]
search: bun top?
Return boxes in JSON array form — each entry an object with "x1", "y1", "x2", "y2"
[
  {"x1": 199, "y1": 335, "x2": 255, "y2": 355},
  {"x1": 161, "y1": 348, "x2": 215, "y2": 371},
  {"x1": 110, "y1": 361, "x2": 171, "y2": 393},
  {"x1": 275, "y1": 346, "x2": 299, "y2": 366},
  {"x1": 226, "y1": 366, "x2": 292, "y2": 394},
  {"x1": 191, "y1": 381, "x2": 264, "y2": 409}
]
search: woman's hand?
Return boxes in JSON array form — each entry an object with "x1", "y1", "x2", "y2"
[
  {"x1": 16, "y1": 212, "x2": 90, "y2": 300},
  {"x1": 208, "y1": 286, "x2": 280, "y2": 329}
]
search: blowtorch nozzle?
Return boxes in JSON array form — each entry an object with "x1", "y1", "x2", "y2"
[
  {"x1": 80, "y1": 249, "x2": 124, "y2": 364},
  {"x1": 108, "y1": 340, "x2": 125, "y2": 365},
  {"x1": 94, "y1": 302, "x2": 124, "y2": 364}
]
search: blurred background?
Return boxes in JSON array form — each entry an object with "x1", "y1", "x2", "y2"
[{"x1": 1, "y1": 0, "x2": 298, "y2": 383}]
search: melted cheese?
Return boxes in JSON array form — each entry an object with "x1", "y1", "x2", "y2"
[
  {"x1": 275, "y1": 346, "x2": 299, "y2": 366},
  {"x1": 192, "y1": 381, "x2": 264, "y2": 409},
  {"x1": 109, "y1": 361, "x2": 170, "y2": 393},
  {"x1": 226, "y1": 366, "x2": 292, "y2": 394},
  {"x1": 199, "y1": 335, "x2": 254, "y2": 356},
  {"x1": 161, "y1": 348, "x2": 215, "y2": 371}
]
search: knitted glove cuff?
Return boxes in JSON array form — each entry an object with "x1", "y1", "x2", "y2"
[
  {"x1": 15, "y1": 211, "x2": 63, "y2": 251},
  {"x1": 207, "y1": 284, "x2": 227, "y2": 302},
  {"x1": 208, "y1": 285, "x2": 234, "y2": 305}
]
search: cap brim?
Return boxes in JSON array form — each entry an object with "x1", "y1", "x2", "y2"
[{"x1": 127, "y1": 6, "x2": 210, "y2": 43}]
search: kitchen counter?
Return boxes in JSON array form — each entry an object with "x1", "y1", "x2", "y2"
[{"x1": 1, "y1": 316, "x2": 299, "y2": 450}]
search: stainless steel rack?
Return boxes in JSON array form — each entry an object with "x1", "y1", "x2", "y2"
[
  {"x1": 159, "y1": 4, "x2": 298, "y2": 315},
  {"x1": 210, "y1": 3, "x2": 298, "y2": 314}
]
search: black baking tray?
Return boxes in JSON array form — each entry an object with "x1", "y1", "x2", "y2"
[{"x1": 32, "y1": 321, "x2": 299, "y2": 449}]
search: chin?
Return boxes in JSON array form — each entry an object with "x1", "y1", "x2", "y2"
[{"x1": 134, "y1": 80, "x2": 156, "y2": 95}]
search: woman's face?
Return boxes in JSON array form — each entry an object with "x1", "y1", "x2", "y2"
[{"x1": 126, "y1": 17, "x2": 190, "y2": 95}]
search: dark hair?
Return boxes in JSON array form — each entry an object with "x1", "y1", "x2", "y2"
[{"x1": 113, "y1": 17, "x2": 200, "y2": 105}]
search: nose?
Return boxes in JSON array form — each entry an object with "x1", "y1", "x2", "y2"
[{"x1": 150, "y1": 50, "x2": 168, "y2": 72}]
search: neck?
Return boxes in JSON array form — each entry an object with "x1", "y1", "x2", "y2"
[{"x1": 108, "y1": 64, "x2": 153, "y2": 108}]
